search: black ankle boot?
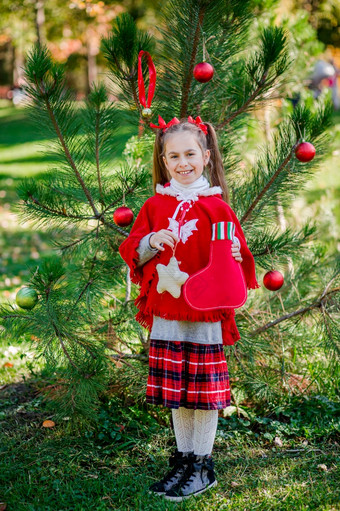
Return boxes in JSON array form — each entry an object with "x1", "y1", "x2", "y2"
[
  {"x1": 164, "y1": 454, "x2": 217, "y2": 501},
  {"x1": 149, "y1": 450, "x2": 194, "y2": 495}
]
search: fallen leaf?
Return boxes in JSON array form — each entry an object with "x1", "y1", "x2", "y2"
[
  {"x1": 274, "y1": 436, "x2": 283, "y2": 447},
  {"x1": 231, "y1": 481, "x2": 239, "y2": 487},
  {"x1": 317, "y1": 464, "x2": 328, "y2": 472},
  {"x1": 42, "y1": 420, "x2": 55, "y2": 428}
]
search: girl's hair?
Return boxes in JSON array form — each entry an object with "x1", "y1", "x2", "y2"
[{"x1": 152, "y1": 118, "x2": 230, "y2": 203}]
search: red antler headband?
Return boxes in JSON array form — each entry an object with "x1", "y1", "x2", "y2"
[
  {"x1": 150, "y1": 115, "x2": 208, "y2": 135},
  {"x1": 138, "y1": 51, "x2": 208, "y2": 135},
  {"x1": 150, "y1": 116, "x2": 180, "y2": 131},
  {"x1": 187, "y1": 115, "x2": 208, "y2": 135}
]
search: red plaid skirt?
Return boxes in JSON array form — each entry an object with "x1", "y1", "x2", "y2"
[{"x1": 146, "y1": 339, "x2": 230, "y2": 410}]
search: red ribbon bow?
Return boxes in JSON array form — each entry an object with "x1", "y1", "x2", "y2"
[
  {"x1": 150, "y1": 116, "x2": 180, "y2": 132},
  {"x1": 187, "y1": 115, "x2": 208, "y2": 135},
  {"x1": 138, "y1": 50, "x2": 156, "y2": 108}
]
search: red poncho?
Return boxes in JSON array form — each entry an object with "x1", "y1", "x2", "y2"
[{"x1": 119, "y1": 187, "x2": 259, "y2": 345}]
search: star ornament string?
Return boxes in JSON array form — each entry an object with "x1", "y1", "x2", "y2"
[{"x1": 156, "y1": 201, "x2": 193, "y2": 298}]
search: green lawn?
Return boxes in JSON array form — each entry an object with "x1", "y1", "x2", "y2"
[
  {"x1": 1, "y1": 381, "x2": 339, "y2": 511},
  {"x1": 0, "y1": 101, "x2": 339, "y2": 511}
]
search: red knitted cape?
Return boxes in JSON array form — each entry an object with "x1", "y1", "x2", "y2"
[{"x1": 119, "y1": 189, "x2": 259, "y2": 345}]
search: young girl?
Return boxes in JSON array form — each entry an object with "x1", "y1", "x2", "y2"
[{"x1": 119, "y1": 117, "x2": 259, "y2": 502}]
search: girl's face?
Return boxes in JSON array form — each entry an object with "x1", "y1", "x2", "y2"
[{"x1": 162, "y1": 131, "x2": 210, "y2": 185}]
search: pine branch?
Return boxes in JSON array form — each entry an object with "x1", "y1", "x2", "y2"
[
  {"x1": 55, "y1": 330, "x2": 80, "y2": 371},
  {"x1": 60, "y1": 233, "x2": 94, "y2": 252},
  {"x1": 95, "y1": 107, "x2": 104, "y2": 205},
  {"x1": 180, "y1": 3, "x2": 206, "y2": 118},
  {"x1": 69, "y1": 334, "x2": 99, "y2": 361},
  {"x1": 217, "y1": 71, "x2": 269, "y2": 128},
  {"x1": 240, "y1": 142, "x2": 299, "y2": 224},
  {"x1": 32, "y1": 73, "x2": 100, "y2": 218},
  {"x1": 250, "y1": 286, "x2": 340, "y2": 336},
  {"x1": 105, "y1": 48, "x2": 142, "y2": 115},
  {"x1": 248, "y1": 222, "x2": 316, "y2": 268},
  {"x1": 100, "y1": 177, "x2": 141, "y2": 217},
  {"x1": 110, "y1": 354, "x2": 148, "y2": 361},
  {"x1": 101, "y1": 219, "x2": 129, "y2": 236},
  {"x1": 131, "y1": 79, "x2": 142, "y2": 117},
  {"x1": 66, "y1": 251, "x2": 98, "y2": 321},
  {"x1": 26, "y1": 193, "x2": 91, "y2": 220},
  {"x1": 217, "y1": 27, "x2": 290, "y2": 129}
]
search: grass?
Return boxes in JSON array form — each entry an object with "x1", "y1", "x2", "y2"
[
  {"x1": 1, "y1": 381, "x2": 339, "y2": 511},
  {"x1": 1, "y1": 102, "x2": 340, "y2": 510}
]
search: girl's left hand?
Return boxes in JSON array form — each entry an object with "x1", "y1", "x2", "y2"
[{"x1": 231, "y1": 242, "x2": 242, "y2": 263}]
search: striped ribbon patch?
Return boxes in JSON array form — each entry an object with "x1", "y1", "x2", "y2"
[{"x1": 211, "y1": 221, "x2": 235, "y2": 241}]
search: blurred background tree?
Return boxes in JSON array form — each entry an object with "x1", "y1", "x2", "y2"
[
  {"x1": 1, "y1": 0, "x2": 340, "y2": 95},
  {"x1": 0, "y1": 0, "x2": 160, "y2": 93}
]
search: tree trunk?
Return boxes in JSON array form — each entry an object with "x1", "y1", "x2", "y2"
[
  {"x1": 35, "y1": 0, "x2": 45, "y2": 47},
  {"x1": 86, "y1": 29, "x2": 98, "y2": 93},
  {"x1": 13, "y1": 45, "x2": 25, "y2": 86}
]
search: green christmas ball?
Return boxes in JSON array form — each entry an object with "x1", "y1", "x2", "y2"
[{"x1": 16, "y1": 287, "x2": 38, "y2": 310}]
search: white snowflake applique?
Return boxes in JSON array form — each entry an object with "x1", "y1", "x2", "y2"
[{"x1": 168, "y1": 217, "x2": 198, "y2": 244}]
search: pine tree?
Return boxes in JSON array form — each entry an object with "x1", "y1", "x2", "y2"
[{"x1": 1, "y1": 1, "x2": 339, "y2": 422}]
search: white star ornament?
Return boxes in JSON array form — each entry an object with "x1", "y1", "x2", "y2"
[{"x1": 156, "y1": 256, "x2": 189, "y2": 298}]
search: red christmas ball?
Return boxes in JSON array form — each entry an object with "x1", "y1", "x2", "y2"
[
  {"x1": 193, "y1": 62, "x2": 214, "y2": 83},
  {"x1": 295, "y1": 142, "x2": 316, "y2": 162},
  {"x1": 263, "y1": 270, "x2": 284, "y2": 291},
  {"x1": 113, "y1": 206, "x2": 134, "y2": 227}
]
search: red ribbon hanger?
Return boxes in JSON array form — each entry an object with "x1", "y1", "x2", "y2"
[{"x1": 138, "y1": 50, "x2": 157, "y2": 108}]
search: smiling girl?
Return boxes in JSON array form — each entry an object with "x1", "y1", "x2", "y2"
[{"x1": 119, "y1": 117, "x2": 258, "y2": 502}]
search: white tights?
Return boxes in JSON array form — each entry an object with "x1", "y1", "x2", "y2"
[{"x1": 172, "y1": 407, "x2": 218, "y2": 456}]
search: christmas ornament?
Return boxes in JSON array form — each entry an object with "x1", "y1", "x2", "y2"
[
  {"x1": 263, "y1": 270, "x2": 284, "y2": 291},
  {"x1": 138, "y1": 50, "x2": 156, "y2": 118},
  {"x1": 184, "y1": 222, "x2": 247, "y2": 310},
  {"x1": 113, "y1": 206, "x2": 134, "y2": 227},
  {"x1": 142, "y1": 107, "x2": 152, "y2": 120},
  {"x1": 16, "y1": 287, "x2": 38, "y2": 310},
  {"x1": 295, "y1": 142, "x2": 316, "y2": 162},
  {"x1": 156, "y1": 256, "x2": 189, "y2": 298},
  {"x1": 193, "y1": 62, "x2": 214, "y2": 83}
]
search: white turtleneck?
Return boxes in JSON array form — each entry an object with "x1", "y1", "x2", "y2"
[{"x1": 170, "y1": 174, "x2": 210, "y2": 199}]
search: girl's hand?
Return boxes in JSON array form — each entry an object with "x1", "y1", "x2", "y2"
[
  {"x1": 231, "y1": 242, "x2": 242, "y2": 263},
  {"x1": 149, "y1": 230, "x2": 178, "y2": 251}
]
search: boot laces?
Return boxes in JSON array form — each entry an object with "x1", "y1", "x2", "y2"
[
  {"x1": 160, "y1": 455, "x2": 186, "y2": 484},
  {"x1": 181, "y1": 457, "x2": 213, "y2": 488}
]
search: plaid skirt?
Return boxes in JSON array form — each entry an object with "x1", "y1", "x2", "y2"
[{"x1": 146, "y1": 339, "x2": 230, "y2": 410}]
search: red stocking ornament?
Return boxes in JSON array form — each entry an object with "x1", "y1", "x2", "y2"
[{"x1": 183, "y1": 222, "x2": 247, "y2": 310}]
